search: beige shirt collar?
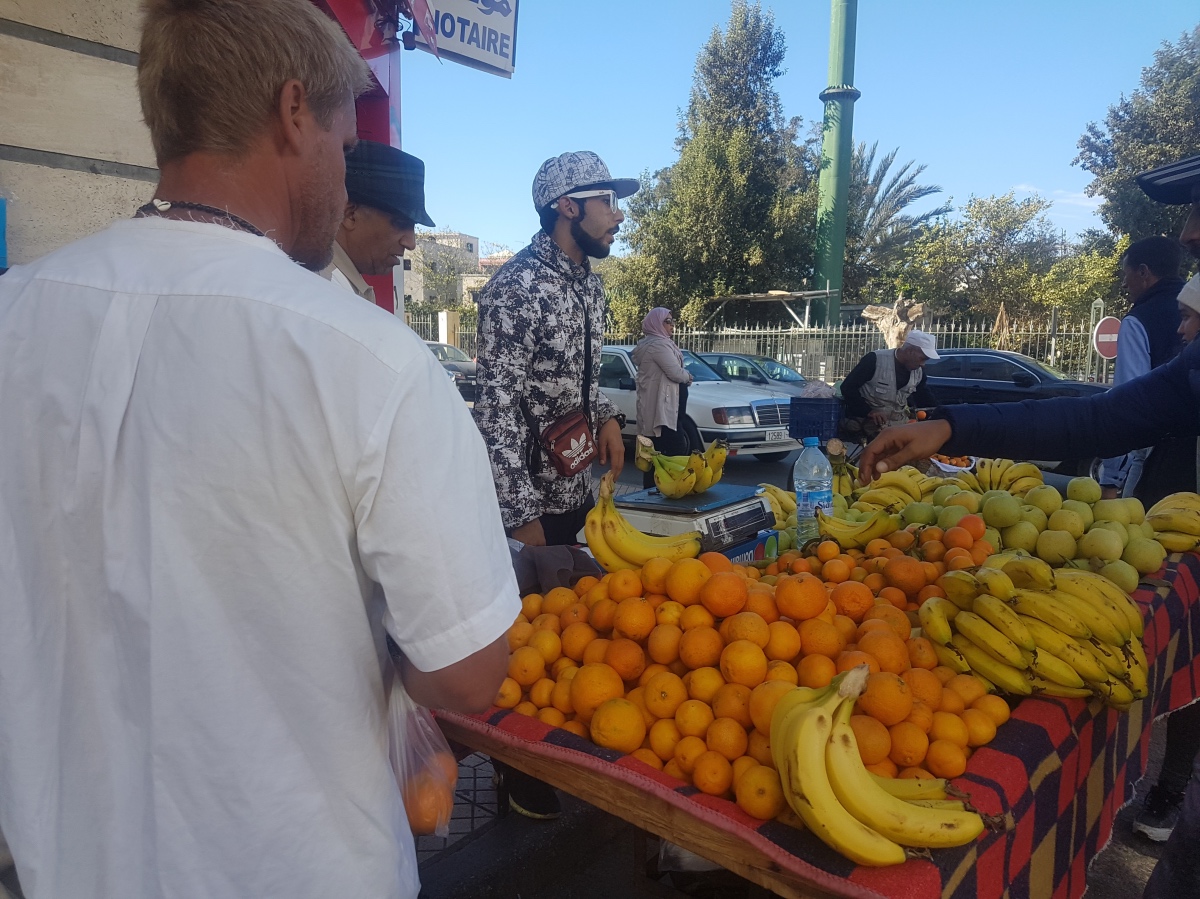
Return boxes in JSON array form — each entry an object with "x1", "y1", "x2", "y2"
[{"x1": 322, "y1": 241, "x2": 376, "y2": 303}]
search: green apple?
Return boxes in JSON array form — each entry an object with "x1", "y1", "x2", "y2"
[
  {"x1": 932, "y1": 485, "x2": 963, "y2": 506},
  {"x1": 902, "y1": 502, "x2": 938, "y2": 526},
  {"x1": 1047, "y1": 509, "x2": 1086, "y2": 540},
  {"x1": 938, "y1": 505, "x2": 969, "y2": 530},
  {"x1": 1066, "y1": 477, "x2": 1102, "y2": 504},
  {"x1": 1019, "y1": 505, "x2": 1049, "y2": 532},
  {"x1": 1061, "y1": 499, "x2": 1095, "y2": 530},
  {"x1": 1036, "y1": 529, "x2": 1077, "y2": 564},
  {"x1": 1001, "y1": 521, "x2": 1040, "y2": 553},
  {"x1": 1099, "y1": 560, "x2": 1139, "y2": 594},
  {"x1": 1077, "y1": 528, "x2": 1124, "y2": 563},
  {"x1": 982, "y1": 493, "x2": 1022, "y2": 529},
  {"x1": 1024, "y1": 484, "x2": 1064, "y2": 516},
  {"x1": 1123, "y1": 537, "x2": 1167, "y2": 575},
  {"x1": 946, "y1": 492, "x2": 982, "y2": 513},
  {"x1": 1090, "y1": 520, "x2": 1130, "y2": 548},
  {"x1": 1123, "y1": 497, "x2": 1146, "y2": 525},
  {"x1": 1091, "y1": 499, "x2": 1131, "y2": 526}
]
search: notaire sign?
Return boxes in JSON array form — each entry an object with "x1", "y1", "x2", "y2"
[{"x1": 413, "y1": 0, "x2": 519, "y2": 78}]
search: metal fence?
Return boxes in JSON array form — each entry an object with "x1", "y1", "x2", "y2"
[
  {"x1": 605, "y1": 318, "x2": 1111, "y2": 384},
  {"x1": 404, "y1": 312, "x2": 1109, "y2": 384}
]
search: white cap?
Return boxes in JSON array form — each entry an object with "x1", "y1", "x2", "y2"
[
  {"x1": 903, "y1": 330, "x2": 940, "y2": 361},
  {"x1": 1179, "y1": 274, "x2": 1200, "y2": 315}
]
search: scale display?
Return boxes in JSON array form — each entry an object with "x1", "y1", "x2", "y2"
[{"x1": 615, "y1": 484, "x2": 773, "y2": 552}]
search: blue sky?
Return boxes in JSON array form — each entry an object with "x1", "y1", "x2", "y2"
[{"x1": 397, "y1": 1, "x2": 1197, "y2": 255}]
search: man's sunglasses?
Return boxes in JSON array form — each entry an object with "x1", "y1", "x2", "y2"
[{"x1": 554, "y1": 189, "x2": 619, "y2": 212}]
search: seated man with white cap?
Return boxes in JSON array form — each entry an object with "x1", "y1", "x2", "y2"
[{"x1": 839, "y1": 330, "x2": 941, "y2": 441}]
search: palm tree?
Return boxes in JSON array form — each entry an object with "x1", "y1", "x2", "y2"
[{"x1": 842, "y1": 142, "x2": 951, "y2": 304}]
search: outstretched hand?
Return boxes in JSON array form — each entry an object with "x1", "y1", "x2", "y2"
[{"x1": 858, "y1": 420, "x2": 954, "y2": 484}]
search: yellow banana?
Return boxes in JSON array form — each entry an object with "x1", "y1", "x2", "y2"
[
  {"x1": 953, "y1": 610, "x2": 1028, "y2": 669},
  {"x1": 692, "y1": 462, "x2": 715, "y2": 493},
  {"x1": 704, "y1": 439, "x2": 728, "y2": 484},
  {"x1": 1016, "y1": 615, "x2": 1109, "y2": 684},
  {"x1": 999, "y1": 462, "x2": 1042, "y2": 491},
  {"x1": 1146, "y1": 508, "x2": 1200, "y2": 537},
  {"x1": 1095, "y1": 677, "x2": 1137, "y2": 710},
  {"x1": 1155, "y1": 531, "x2": 1200, "y2": 552},
  {"x1": 599, "y1": 497, "x2": 701, "y2": 566},
  {"x1": 759, "y1": 482, "x2": 797, "y2": 514},
  {"x1": 1000, "y1": 554, "x2": 1056, "y2": 591},
  {"x1": 1028, "y1": 649, "x2": 1086, "y2": 689},
  {"x1": 1084, "y1": 639, "x2": 1131, "y2": 680},
  {"x1": 908, "y1": 799, "x2": 969, "y2": 811},
  {"x1": 1009, "y1": 588, "x2": 1091, "y2": 639},
  {"x1": 769, "y1": 683, "x2": 837, "y2": 753},
  {"x1": 976, "y1": 458, "x2": 992, "y2": 491},
  {"x1": 773, "y1": 670, "x2": 907, "y2": 867},
  {"x1": 633, "y1": 436, "x2": 655, "y2": 472},
  {"x1": 1026, "y1": 674, "x2": 1096, "y2": 699},
  {"x1": 1009, "y1": 477, "x2": 1045, "y2": 497},
  {"x1": 955, "y1": 469, "x2": 983, "y2": 493},
  {"x1": 972, "y1": 593, "x2": 1036, "y2": 652},
  {"x1": 938, "y1": 570, "x2": 981, "y2": 611},
  {"x1": 872, "y1": 471, "x2": 923, "y2": 503},
  {"x1": 950, "y1": 634, "x2": 1033, "y2": 695},
  {"x1": 1054, "y1": 568, "x2": 1143, "y2": 639},
  {"x1": 918, "y1": 596, "x2": 958, "y2": 645},
  {"x1": 584, "y1": 502, "x2": 639, "y2": 572},
  {"x1": 991, "y1": 458, "x2": 1014, "y2": 487},
  {"x1": 1050, "y1": 590, "x2": 1128, "y2": 647},
  {"x1": 870, "y1": 774, "x2": 949, "y2": 801},
  {"x1": 975, "y1": 567, "x2": 1016, "y2": 601},
  {"x1": 933, "y1": 641, "x2": 971, "y2": 673},
  {"x1": 1051, "y1": 573, "x2": 1132, "y2": 644},
  {"x1": 826, "y1": 698, "x2": 985, "y2": 848},
  {"x1": 1148, "y1": 492, "x2": 1200, "y2": 517}
]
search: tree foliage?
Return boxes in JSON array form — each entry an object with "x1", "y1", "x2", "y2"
[
  {"x1": 1075, "y1": 26, "x2": 1200, "y2": 239},
  {"x1": 841, "y1": 142, "x2": 950, "y2": 305},
  {"x1": 603, "y1": 1, "x2": 818, "y2": 328},
  {"x1": 896, "y1": 193, "x2": 1062, "y2": 318}
]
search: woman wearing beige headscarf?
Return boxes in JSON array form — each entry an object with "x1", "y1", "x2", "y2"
[{"x1": 632, "y1": 308, "x2": 692, "y2": 487}]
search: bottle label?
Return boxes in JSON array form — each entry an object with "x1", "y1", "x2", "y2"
[{"x1": 796, "y1": 488, "x2": 833, "y2": 520}]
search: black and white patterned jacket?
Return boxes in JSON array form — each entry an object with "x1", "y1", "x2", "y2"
[{"x1": 473, "y1": 231, "x2": 622, "y2": 530}]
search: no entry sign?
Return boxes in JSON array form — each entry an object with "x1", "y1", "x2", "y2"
[{"x1": 1093, "y1": 316, "x2": 1121, "y2": 360}]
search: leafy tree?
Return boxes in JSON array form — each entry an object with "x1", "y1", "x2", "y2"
[
  {"x1": 1075, "y1": 26, "x2": 1200, "y2": 239},
  {"x1": 897, "y1": 193, "x2": 1059, "y2": 318},
  {"x1": 610, "y1": 1, "x2": 818, "y2": 327},
  {"x1": 841, "y1": 142, "x2": 951, "y2": 305},
  {"x1": 1028, "y1": 235, "x2": 1128, "y2": 320}
]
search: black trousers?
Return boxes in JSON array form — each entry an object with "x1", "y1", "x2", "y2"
[{"x1": 537, "y1": 493, "x2": 595, "y2": 546}]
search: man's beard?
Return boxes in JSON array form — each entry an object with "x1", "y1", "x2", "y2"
[
  {"x1": 291, "y1": 165, "x2": 344, "y2": 272},
  {"x1": 571, "y1": 217, "x2": 612, "y2": 260}
]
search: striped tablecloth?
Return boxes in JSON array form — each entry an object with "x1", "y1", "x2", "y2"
[{"x1": 439, "y1": 552, "x2": 1200, "y2": 899}]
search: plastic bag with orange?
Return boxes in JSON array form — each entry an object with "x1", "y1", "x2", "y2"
[{"x1": 388, "y1": 674, "x2": 459, "y2": 837}]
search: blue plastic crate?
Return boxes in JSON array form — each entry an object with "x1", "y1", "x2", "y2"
[{"x1": 788, "y1": 397, "x2": 843, "y2": 443}]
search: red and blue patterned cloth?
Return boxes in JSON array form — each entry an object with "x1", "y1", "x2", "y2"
[{"x1": 440, "y1": 553, "x2": 1200, "y2": 899}]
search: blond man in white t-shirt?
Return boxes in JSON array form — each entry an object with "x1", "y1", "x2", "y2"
[{"x1": 0, "y1": 2, "x2": 518, "y2": 898}]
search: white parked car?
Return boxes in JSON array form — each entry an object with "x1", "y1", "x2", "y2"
[{"x1": 599, "y1": 345, "x2": 803, "y2": 462}]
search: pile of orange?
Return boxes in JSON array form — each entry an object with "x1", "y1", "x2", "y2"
[{"x1": 496, "y1": 518, "x2": 1010, "y2": 823}]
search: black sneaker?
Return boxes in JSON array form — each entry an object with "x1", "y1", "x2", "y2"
[{"x1": 1133, "y1": 784, "x2": 1185, "y2": 842}]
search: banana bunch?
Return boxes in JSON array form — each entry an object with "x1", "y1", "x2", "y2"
[
  {"x1": 758, "y1": 482, "x2": 797, "y2": 530},
  {"x1": 826, "y1": 438, "x2": 860, "y2": 498},
  {"x1": 635, "y1": 438, "x2": 729, "y2": 498},
  {"x1": 917, "y1": 562, "x2": 1148, "y2": 709},
  {"x1": 974, "y1": 459, "x2": 1044, "y2": 498},
  {"x1": 816, "y1": 507, "x2": 900, "y2": 549},
  {"x1": 584, "y1": 472, "x2": 702, "y2": 572},
  {"x1": 771, "y1": 667, "x2": 985, "y2": 866},
  {"x1": 1146, "y1": 491, "x2": 1200, "y2": 552},
  {"x1": 851, "y1": 468, "x2": 928, "y2": 513}
]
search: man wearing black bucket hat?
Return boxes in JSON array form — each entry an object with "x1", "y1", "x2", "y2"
[{"x1": 324, "y1": 139, "x2": 435, "y2": 303}]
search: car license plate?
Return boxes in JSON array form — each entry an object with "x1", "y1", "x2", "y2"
[{"x1": 766, "y1": 429, "x2": 787, "y2": 442}]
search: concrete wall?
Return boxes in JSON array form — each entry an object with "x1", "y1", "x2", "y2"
[{"x1": 0, "y1": 0, "x2": 156, "y2": 266}]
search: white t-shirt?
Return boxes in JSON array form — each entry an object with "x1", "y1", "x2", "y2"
[{"x1": 0, "y1": 218, "x2": 520, "y2": 899}]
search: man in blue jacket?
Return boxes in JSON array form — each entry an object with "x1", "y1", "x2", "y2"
[
  {"x1": 860, "y1": 152, "x2": 1200, "y2": 898},
  {"x1": 1101, "y1": 236, "x2": 1188, "y2": 502}
]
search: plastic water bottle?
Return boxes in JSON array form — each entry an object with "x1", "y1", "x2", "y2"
[{"x1": 793, "y1": 437, "x2": 833, "y2": 543}]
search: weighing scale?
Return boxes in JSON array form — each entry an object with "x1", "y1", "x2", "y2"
[{"x1": 612, "y1": 483, "x2": 774, "y2": 553}]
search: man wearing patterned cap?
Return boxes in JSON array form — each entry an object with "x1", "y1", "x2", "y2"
[
  {"x1": 475, "y1": 150, "x2": 638, "y2": 548},
  {"x1": 324, "y1": 139, "x2": 435, "y2": 304},
  {"x1": 473, "y1": 151, "x2": 638, "y2": 817}
]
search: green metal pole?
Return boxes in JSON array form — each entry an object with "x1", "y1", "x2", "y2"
[{"x1": 814, "y1": 0, "x2": 860, "y2": 325}]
